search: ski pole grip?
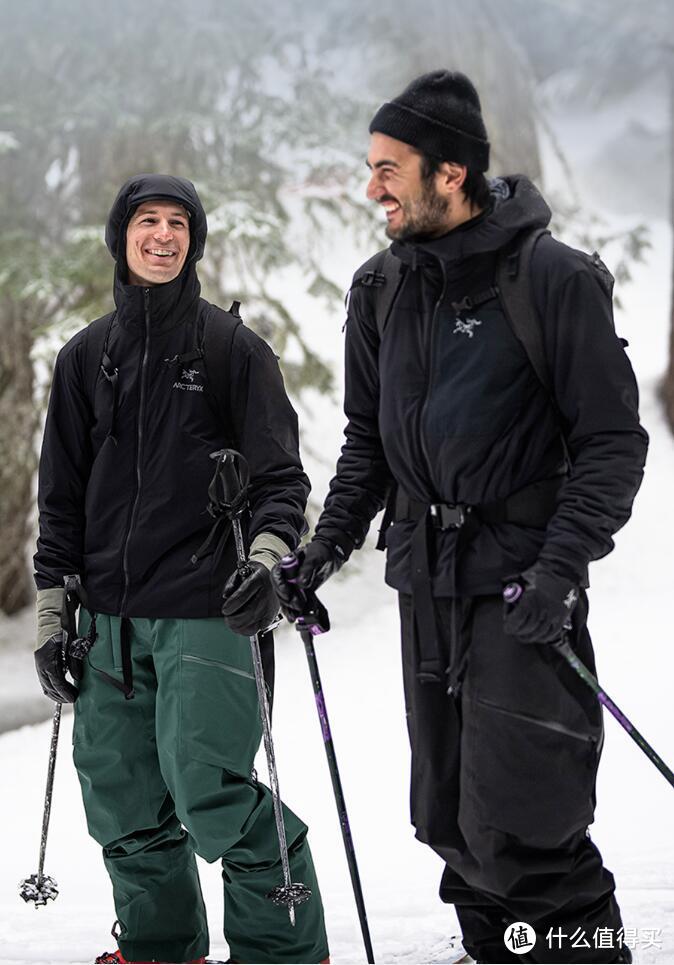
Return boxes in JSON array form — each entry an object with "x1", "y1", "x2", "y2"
[
  {"x1": 280, "y1": 553, "x2": 301, "y2": 582},
  {"x1": 279, "y1": 555, "x2": 330, "y2": 635},
  {"x1": 503, "y1": 582, "x2": 523, "y2": 604}
]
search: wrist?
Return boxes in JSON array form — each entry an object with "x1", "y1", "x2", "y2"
[
  {"x1": 36, "y1": 587, "x2": 65, "y2": 650},
  {"x1": 249, "y1": 532, "x2": 292, "y2": 572}
]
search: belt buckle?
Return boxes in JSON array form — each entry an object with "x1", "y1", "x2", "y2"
[{"x1": 430, "y1": 503, "x2": 466, "y2": 530}]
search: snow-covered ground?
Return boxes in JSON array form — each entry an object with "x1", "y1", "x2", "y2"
[{"x1": 1, "y1": 102, "x2": 672, "y2": 962}]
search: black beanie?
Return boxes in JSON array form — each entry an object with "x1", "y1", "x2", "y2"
[{"x1": 369, "y1": 70, "x2": 490, "y2": 172}]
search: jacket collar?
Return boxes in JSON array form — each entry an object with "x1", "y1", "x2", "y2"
[
  {"x1": 390, "y1": 175, "x2": 551, "y2": 270},
  {"x1": 113, "y1": 264, "x2": 201, "y2": 334}
]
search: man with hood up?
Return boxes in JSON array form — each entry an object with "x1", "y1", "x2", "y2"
[
  {"x1": 33, "y1": 174, "x2": 329, "y2": 965},
  {"x1": 272, "y1": 72, "x2": 648, "y2": 963}
]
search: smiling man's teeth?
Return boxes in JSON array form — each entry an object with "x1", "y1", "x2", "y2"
[
  {"x1": 383, "y1": 202, "x2": 400, "y2": 212},
  {"x1": 147, "y1": 248, "x2": 174, "y2": 256}
]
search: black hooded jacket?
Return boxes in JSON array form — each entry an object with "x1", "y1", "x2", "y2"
[
  {"x1": 315, "y1": 176, "x2": 648, "y2": 595},
  {"x1": 34, "y1": 174, "x2": 310, "y2": 617}
]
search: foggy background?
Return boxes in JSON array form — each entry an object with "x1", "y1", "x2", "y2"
[
  {"x1": 0, "y1": 2, "x2": 673, "y2": 963},
  {"x1": 0, "y1": 0, "x2": 671, "y2": 627}
]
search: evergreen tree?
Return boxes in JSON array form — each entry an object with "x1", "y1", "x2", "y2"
[{"x1": 0, "y1": 0, "x2": 361, "y2": 614}]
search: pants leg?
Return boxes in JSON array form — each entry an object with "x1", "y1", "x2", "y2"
[
  {"x1": 153, "y1": 617, "x2": 329, "y2": 965},
  {"x1": 399, "y1": 592, "x2": 627, "y2": 964},
  {"x1": 73, "y1": 614, "x2": 208, "y2": 963}
]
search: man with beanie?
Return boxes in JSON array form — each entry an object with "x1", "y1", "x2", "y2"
[
  {"x1": 273, "y1": 71, "x2": 648, "y2": 963},
  {"x1": 33, "y1": 174, "x2": 329, "y2": 964}
]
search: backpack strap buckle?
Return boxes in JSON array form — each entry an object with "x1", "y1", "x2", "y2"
[
  {"x1": 359, "y1": 270, "x2": 386, "y2": 288},
  {"x1": 429, "y1": 503, "x2": 468, "y2": 530},
  {"x1": 100, "y1": 352, "x2": 118, "y2": 383},
  {"x1": 451, "y1": 295, "x2": 474, "y2": 314}
]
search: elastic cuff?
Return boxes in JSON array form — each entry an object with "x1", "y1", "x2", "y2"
[
  {"x1": 249, "y1": 532, "x2": 292, "y2": 571},
  {"x1": 36, "y1": 587, "x2": 65, "y2": 650}
]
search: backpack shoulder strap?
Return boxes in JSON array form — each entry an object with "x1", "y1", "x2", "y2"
[
  {"x1": 496, "y1": 227, "x2": 552, "y2": 394},
  {"x1": 83, "y1": 311, "x2": 116, "y2": 403},
  {"x1": 200, "y1": 299, "x2": 243, "y2": 440},
  {"x1": 349, "y1": 248, "x2": 405, "y2": 339}
]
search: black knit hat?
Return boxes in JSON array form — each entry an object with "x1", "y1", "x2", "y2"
[{"x1": 369, "y1": 70, "x2": 490, "y2": 172}]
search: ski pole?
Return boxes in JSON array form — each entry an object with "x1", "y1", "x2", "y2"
[
  {"x1": 19, "y1": 702, "x2": 61, "y2": 906},
  {"x1": 503, "y1": 582, "x2": 674, "y2": 789},
  {"x1": 279, "y1": 554, "x2": 376, "y2": 964},
  {"x1": 209, "y1": 449, "x2": 310, "y2": 926}
]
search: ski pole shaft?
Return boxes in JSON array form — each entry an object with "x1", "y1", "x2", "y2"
[
  {"x1": 279, "y1": 554, "x2": 376, "y2": 963},
  {"x1": 554, "y1": 637, "x2": 674, "y2": 788},
  {"x1": 230, "y1": 516, "x2": 298, "y2": 926},
  {"x1": 299, "y1": 626, "x2": 376, "y2": 964},
  {"x1": 503, "y1": 583, "x2": 674, "y2": 789},
  {"x1": 37, "y1": 702, "x2": 62, "y2": 883}
]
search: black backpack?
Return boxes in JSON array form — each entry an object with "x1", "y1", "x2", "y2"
[
  {"x1": 82, "y1": 300, "x2": 243, "y2": 443},
  {"x1": 349, "y1": 227, "x2": 616, "y2": 403}
]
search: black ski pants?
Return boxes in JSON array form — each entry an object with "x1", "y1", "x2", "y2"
[{"x1": 399, "y1": 591, "x2": 629, "y2": 964}]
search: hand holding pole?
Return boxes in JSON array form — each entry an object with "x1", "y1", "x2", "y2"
[{"x1": 503, "y1": 582, "x2": 674, "y2": 789}]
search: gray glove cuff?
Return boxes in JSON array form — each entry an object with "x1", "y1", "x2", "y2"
[
  {"x1": 36, "y1": 587, "x2": 65, "y2": 650},
  {"x1": 249, "y1": 532, "x2": 292, "y2": 572}
]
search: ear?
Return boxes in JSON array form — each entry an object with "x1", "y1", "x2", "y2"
[{"x1": 436, "y1": 162, "x2": 467, "y2": 197}]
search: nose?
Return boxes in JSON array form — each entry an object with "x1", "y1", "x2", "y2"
[
  {"x1": 153, "y1": 219, "x2": 173, "y2": 241},
  {"x1": 366, "y1": 170, "x2": 384, "y2": 201}
]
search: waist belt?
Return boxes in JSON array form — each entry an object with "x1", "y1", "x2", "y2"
[
  {"x1": 397, "y1": 475, "x2": 564, "y2": 684},
  {"x1": 395, "y1": 475, "x2": 563, "y2": 530}
]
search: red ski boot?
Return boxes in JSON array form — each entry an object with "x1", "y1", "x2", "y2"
[{"x1": 94, "y1": 951, "x2": 207, "y2": 963}]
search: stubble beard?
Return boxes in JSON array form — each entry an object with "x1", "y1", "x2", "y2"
[{"x1": 385, "y1": 180, "x2": 451, "y2": 242}]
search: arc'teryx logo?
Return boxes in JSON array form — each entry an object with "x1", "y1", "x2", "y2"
[
  {"x1": 453, "y1": 316, "x2": 482, "y2": 338},
  {"x1": 564, "y1": 588, "x2": 579, "y2": 610},
  {"x1": 173, "y1": 368, "x2": 204, "y2": 392}
]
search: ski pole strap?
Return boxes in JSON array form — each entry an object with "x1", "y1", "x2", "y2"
[
  {"x1": 192, "y1": 449, "x2": 251, "y2": 565},
  {"x1": 207, "y1": 448, "x2": 250, "y2": 519},
  {"x1": 61, "y1": 577, "x2": 83, "y2": 640}
]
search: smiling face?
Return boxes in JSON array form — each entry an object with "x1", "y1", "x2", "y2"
[
  {"x1": 366, "y1": 132, "x2": 468, "y2": 241},
  {"x1": 125, "y1": 200, "x2": 190, "y2": 286}
]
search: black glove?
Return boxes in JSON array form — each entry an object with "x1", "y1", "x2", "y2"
[
  {"x1": 503, "y1": 567, "x2": 579, "y2": 644},
  {"x1": 34, "y1": 632, "x2": 79, "y2": 703},
  {"x1": 270, "y1": 538, "x2": 343, "y2": 622},
  {"x1": 222, "y1": 561, "x2": 280, "y2": 636}
]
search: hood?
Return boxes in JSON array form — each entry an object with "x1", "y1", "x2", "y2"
[
  {"x1": 105, "y1": 173, "x2": 208, "y2": 278},
  {"x1": 391, "y1": 175, "x2": 551, "y2": 267}
]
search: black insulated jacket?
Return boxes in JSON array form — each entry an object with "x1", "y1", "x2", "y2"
[
  {"x1": 35, "y1": 174, "x2": 310, "y2": 617},
  {"x1": 315, "y1": 176, "x2": 648, "y2": 595}
]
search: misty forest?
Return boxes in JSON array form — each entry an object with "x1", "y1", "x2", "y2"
[{"x1": 0, "y1": 0, "x2": 671, "y2": 619}]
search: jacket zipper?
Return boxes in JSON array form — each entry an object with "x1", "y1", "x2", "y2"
[
  {"x1": 119, "y1": 288, "x2": 152, "y2": 616},
  {"x1": 471, "y1": 694, "x2": 598, "y2": 744},
  {"x1": 417, "y1": 257, "x2": 447, "y2": 485},
  {"x1": 181, "y1": 653, "x2": 255, "y2": 680}
]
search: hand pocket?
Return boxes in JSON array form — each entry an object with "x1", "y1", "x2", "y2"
[{"x1": 461, "y1": 695, "x2": 599, "y2": 847}]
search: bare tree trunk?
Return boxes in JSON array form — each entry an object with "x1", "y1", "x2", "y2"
[
  {"x1": 663, "y1": 46, "x2": 674, "y2": 432},
  {"x1": 0, "y1": 294, "x2": 38, "y2": 614}
]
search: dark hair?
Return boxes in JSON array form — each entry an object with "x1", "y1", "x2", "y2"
[{"x1": 420, "y1": 153, "x2": 491, "y2": 211}]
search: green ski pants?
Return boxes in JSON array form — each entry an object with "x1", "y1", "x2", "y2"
[{"x1": 73, "y1": 614, "x2": 329, "y2": 964}]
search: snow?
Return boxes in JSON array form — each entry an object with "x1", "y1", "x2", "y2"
[{"x1": 1, "y1": 108, "x2": 673, "y2": 964}]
